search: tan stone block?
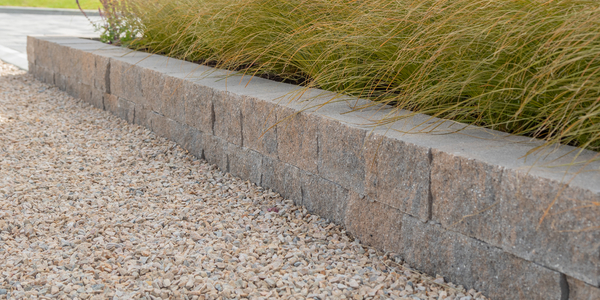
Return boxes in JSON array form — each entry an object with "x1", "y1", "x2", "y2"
[
  {"x1": 103, "y1": 93, "x2": 118, "y2": 114},
  {"x1": 276, "y1": 107, "x2": 319, "y2": 174},
  {"x1": 317, "y1": 118, "x2": 366, "y2": 193},
  {"x1": 242, "y1": 97, "x2": 278, "y2": 157},
  {"x1": 364, "y1": 133, "x2": 431, "y2": 221},
  {"x1": 344, "y1": 191, "x2": 403, "y2": 252},
  {"x1": 184, "y1": 80, "x2": 214, "y2": 134},
  {"x1": 431, "y1": 150, "x2": 503, "y2": 245},
  {"x1": 400, "y1": 215, "x2": 563, "y2": 300},
  {"x1": 568, "y1": 276, "x2": 600, "y2": 300},
  {"x1": 110, "y1": 59, "x2": 144, "y2": 104},
  {"x1": 213, "y1": 91, "x2": 243, "y2": 146},
  {"x1": 499, "y1": 170, "x2": 600, "y2": 286}
]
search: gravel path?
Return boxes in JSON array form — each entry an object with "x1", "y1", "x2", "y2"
[{"x1": 0, "y1": 61, "x2": 488, "y2": 300}]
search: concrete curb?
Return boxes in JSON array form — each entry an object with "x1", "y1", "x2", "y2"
[
  {"x1": 0, "y1": 6, "x2": 100, "y2": 16},
  {"x1": 0, "y1": 44, "x2": 27, "y2": 70},
  {"x1": 27, "y1": 36, "x2": 600, "y2": 300}
]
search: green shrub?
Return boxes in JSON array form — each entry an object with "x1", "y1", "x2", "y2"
[{"x1": 122, "y1": 0, "x2": 600, "y2": 153}]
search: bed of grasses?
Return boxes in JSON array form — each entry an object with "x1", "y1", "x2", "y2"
[{"x1": 117, "y1": 0, "x2": 600, "y2": 153}]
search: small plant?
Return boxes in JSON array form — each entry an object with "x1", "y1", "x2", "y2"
[{"x1": 76, "y1": 0, "x2": 138, "y2": 45}]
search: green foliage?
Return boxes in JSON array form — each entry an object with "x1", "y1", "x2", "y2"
[
  {"x1": 77, "y1": 0, "x2": 139, "y2": 45},
  {"x1": 121, "y1": 0, "x2": 600, "y2": 153}
]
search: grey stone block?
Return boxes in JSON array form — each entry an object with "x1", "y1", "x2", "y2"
[
  {"x1": 568, "y1": 276, "x2": 600, "y2": 300},
  {"x1": 131, "y1": 104, "x2": 152, "y2": 130},
  {"x1": 317, "y1": 118, "x2": 367, "y2": 193},
  {"x1": 400, "y1": 215, "x2": 564, "y2": 300},
  {"x1": 260, "y1": 156, "x2": 302, "y2": 203},
  {"x1": 364, "y1": 133, "x2": 431, "y2": 221},
  {"x1": 431, "y1": 150, "x2": 504, "y2": 245},
  {"x1": 300, "y1": 172, "x2": 349, "y2": 225},
  {"x1": 499, "y1": 170, "x2": 600, "y2": 286},
  {"x1": 213, "y1": 91, "x2": 243, "y2": 146},
  {"x1": 116, "y1": 98, "x2": 136, "y2": 124},
  {"x1": 26, "y1": 36, "x2": 36, "y2": 65},
  {"x1": 103, "y1": 93, "x2": 118, "y2": 114},
  {"x1": 227, "y1": 147, "x2": 263, "y2": 185},
  {"x1": 276, "y1": 107, "x2": 319, "y2": 174},
  {"x1": 54, "y1": 73, "x2": 68, "y2": 92},
  {"x1": 79, "y1": 88, "x2": 104, "y2": 110},
  {"x1": 184, "y1": 80, "x2": 214, "y2": 134},
  {"x1": 242, "y1": 96, "x2": 278, "y2": 157},
  {"x1": 203, "y1": 134, "x2": 229, "y2": 171},
  {"x1": 344, "y1": 191, "x2": 404, "y2": 252}
]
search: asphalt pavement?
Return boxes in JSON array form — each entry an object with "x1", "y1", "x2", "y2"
[{"x1": 0, "y1": 6, "x2": 99, "y2": 70}]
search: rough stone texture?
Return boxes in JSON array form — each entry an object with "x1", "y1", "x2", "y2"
[
  {"x1": 431, "y1": 150, "x2": 504, "y2": 245},
  {"x1": 276, "y1": 107, "x2": 320, "y2": 174},
  {"x1": 140, "y1": 69, "x2": 186, "y2": 123},
  {"x1": 344, "y1": 191, "x2": 404, "y2": 253},
  {"x1": 227, "y1": 146, "x2": 263, "y2": 186},
  {"x1": 317, "y1": 118, "x2": 366, "y2": 193},
  {"x1": 400, "y1": 215, "x2": 564, "y2": 300},
  {"x1": 113, "y1": 96, "x2": 138, "y2": 124},
  {"x1": 103, "y1": 93, "x2": 118, "y2": 114},
  {"x1": 364, "y1": 133, "x2": 431, "y2": 221},
  {"x1": 260, "y1": 156, "x2": 302, "y2": 203},
  {"x1": 202, "y1": 134, "x2": 229, "y2": 172},
  {"x1": 300, "y1": 172, "x2": 349, "y2": 225},
  {"x1": 499, "y1": 170, "x2": 600, "y2": 286},
  {"x1": 242, "y1": 96, "x2": 278, "y2": 158},
  {"x1": 184, "y1": 80, "x2": 215, "y2": 135},
  {"x1": 212, "y1": 91, "x2": 243, "y2": 146},
  {"x1": 110, "y1": 59, "x2": 144, "y2": 104},
  {"x1": 568, "y1": 276, "x2": 600, "y2": 300}
]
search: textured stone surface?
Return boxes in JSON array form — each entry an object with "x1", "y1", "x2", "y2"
[
  {"x1": 202, "y1": 134, "x2": 229, "y2": 172},
  {"x1": 568, "y1": 276, "x2": 600, "y2": 300},
  {"x1": 345, "y1": 191, "x2": 404, "y2": 252},
  {"x1": 260, "y1": 156, "x2": 302, "y2": 203},
  {"x1": 227, "y1": 146, "x2": 263, "y2": 185},
  {"x1": 109, "y1": 59, "x2": 144, "y2": 104},
  {"x1": 317, "y1": 118, "x2": 366, "y2": 193},
  {"x1": 184, "y1": 80, "x2": 215, "y2": 134},
  {"x1": 140, "y1": 70, "x2": 187, "y2": 123},
  {"x1": 242, "y1": 96, "x2": 278, "y2": 157},
  {"x1": 364, "y1": 133, "x2": 431, "y2": 221},
  {"x1": 212, "y1": 91, "x2": 243, "y2": 146},
  {"x1": 400, "y1": 215, "x2": 564, "y2": 300},
  {"x1": 103, "y1": 93, "x2": 118, "y2": 114},
  {"x1": 499, "y1": 171, "x2": 600, "y2": 286},
  {"x1": 276, "y1": 107, "x2": 320, "y2": 174},
  {"x1": 431, "y1": 150, "x2": 504, "y2": 245},
  {"x1": 300, "y1": 172, "x2": 349, "y2": 225}
]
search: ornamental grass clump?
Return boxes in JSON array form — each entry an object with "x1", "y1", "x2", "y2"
[{"x1": 120, "y1": 0, "x2": 600, "y2": 154}]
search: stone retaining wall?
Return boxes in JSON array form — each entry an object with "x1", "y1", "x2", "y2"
[{"x1": 28, "y1": 36, "x2": 600, "y2": 300}]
